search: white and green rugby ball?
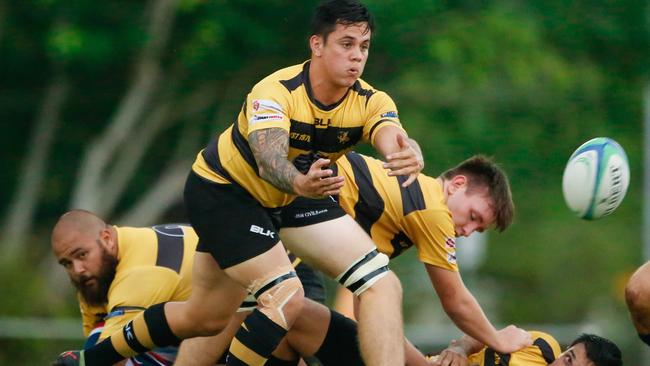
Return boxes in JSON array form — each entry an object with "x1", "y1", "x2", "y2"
[{"x1": 562, "y1": 137, "x2": 629, "y2": 220}]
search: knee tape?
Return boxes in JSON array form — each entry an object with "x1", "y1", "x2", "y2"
[
  {"x1": 248, "y1": 268, "x2": 303, "y2": 329},
  {"x1": 238, "y1": 294, "x2": 257, "y2": 313},
  {"x1": 336, "y1": 249, "x2": 389, "y2": 296}
]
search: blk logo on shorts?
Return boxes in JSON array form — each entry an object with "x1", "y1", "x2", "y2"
[{"x1": 250, "y1": 224, "x2": 275, "y2": 238}]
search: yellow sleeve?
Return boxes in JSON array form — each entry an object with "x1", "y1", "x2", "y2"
[
  {"x1": 79, "y1": 298, "x2": 103, "y2": 338},
  {"x1": 100, "y1": 266, "x2": 182, "y2": 339},
  {"x1": 245, "y1": 81, "x2": 292, "y2": 135},
  {"x1": 363, "y1": 91, "x2": 404, "y2": 144},
  {"x1": 403, "y1": 209, "x2": 459, "y2": 271}
]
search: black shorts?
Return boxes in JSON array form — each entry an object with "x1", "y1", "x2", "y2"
[
  {"x1": 184, "y1": 171, "x2": 281, "y2": 269},
  {"x1": 281, "y1": 195, "x2": 347, "y2": 228}
]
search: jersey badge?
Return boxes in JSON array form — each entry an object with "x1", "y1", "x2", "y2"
[
  {"x1": 252, "y1": 99, "x2": 283, "y2": 113},
  {"x1": 337, "y1": 131, "x2": 350, "y2": 144},
  {"x1": 380, "y1": 111, "x2": 399, "y2": 119}
]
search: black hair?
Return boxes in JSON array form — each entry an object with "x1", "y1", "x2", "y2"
[
  {"x1": 311, "y1": 0, "x2": 375, "y2": 41},
  {"x1": 570, "y1": 334, "x2": 622, "y2": 366}
]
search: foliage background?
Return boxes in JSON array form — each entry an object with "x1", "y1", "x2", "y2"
[{"x1": 0, "y1": 0, "x2": 648, "y2": 363}]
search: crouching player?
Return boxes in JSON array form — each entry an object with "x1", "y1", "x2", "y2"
[
  {"x1": 51, "y1": 211, "x2": 201, "y2": 365},
  {"x1": 271, "y1": 152, "x2": 531, "y2": 365}
]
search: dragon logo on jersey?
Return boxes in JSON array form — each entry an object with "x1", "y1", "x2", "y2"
[{"x1": 337, "y1": 131, "x2": 350, "y2": 144}]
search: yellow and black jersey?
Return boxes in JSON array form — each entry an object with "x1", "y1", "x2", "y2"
[
  {"x1": 336, "y1": 152, "x2": 458, "y2": 271},
  {"x1": 467, "y1": 331, "x2": 561, "y2": 366},
  {"x1": 193, "y1": 60, "x2": 403, "y2": 208},
  {"x1": 79, "y1": 224, "x2": 197, "y2": 339}
]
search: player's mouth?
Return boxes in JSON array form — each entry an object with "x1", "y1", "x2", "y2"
[
  {"x1": 81, "y1": 277, "x2": 96, "y2": 287},
  {"x1": 347, "y1": 68, "x2": 360, "y2": 77}
]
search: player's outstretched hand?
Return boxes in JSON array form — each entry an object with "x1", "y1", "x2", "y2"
[
  {"x1": 492, "y1": 325, "x2": 533, "y2": 354},
  {"x1": 52, "y1": 350, "x2": 84, "y2": 366},
  {"x1": 293, "y1": 158, "x2": 344, "y2": 199},
  {"x1": 428, "y1": 340, "x2": 469, "y2": 366},
  {"x1": 383, "y1": 134, "x2": 424, "y2": 187}
]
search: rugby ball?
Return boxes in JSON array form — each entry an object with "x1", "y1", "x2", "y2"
[{"x1": 562, "y1": 137, "x2": 629, "y2": 220}]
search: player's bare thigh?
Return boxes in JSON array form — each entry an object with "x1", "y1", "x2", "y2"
[
  {"x1": 165, "y1": 252, "x2": 247, "y2": 337},
  {"x1": 280, "y1": 214, "x2": 377, "y2": 277},
  {"x1": 167, "y1": 242, "x2": 300, "y2": 336}
]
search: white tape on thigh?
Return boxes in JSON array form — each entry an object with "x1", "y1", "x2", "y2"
[{"x1": 336, "y1": 249, "x2": 390, "y2": 296}]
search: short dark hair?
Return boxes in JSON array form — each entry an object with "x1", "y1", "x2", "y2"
[
  {"x1": 570, "y1": 334, "x2": 622, "y2": 366},
  {"x1": 312, "y1": 0, "x2": 375, "y2": 41},
  {"x1": 441, "y1": 155, "x2": 514, "y2": 232}
]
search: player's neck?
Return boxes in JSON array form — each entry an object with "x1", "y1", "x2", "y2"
[
  {"x1": 437, "y1": 177, "x2": 450, "y2": 202},
  {"x1": 308, "y1": 59, "x2": 350, "y2": 106}
]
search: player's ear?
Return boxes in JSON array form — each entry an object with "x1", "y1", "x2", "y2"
[
  {"x1": 310, "y1": 35, "x2": 324, "y2": 57},
  {"x1": 99, "y1": 227, "x2": 116, "y2": 251},
  {"x1": 448, "y1": 175, "x2": 467, "y2": 194}
]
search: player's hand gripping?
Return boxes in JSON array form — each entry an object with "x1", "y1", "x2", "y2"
[
  {"x1": 492, "y1": 325, "x2": 533, "y2": 354},
  {"x1": 383, "y1": 133, "x2": 424, "y2": 187},
  {"x1": 293, "y1": 158, "x2": 344, "y2": 199},
  {"x1": 428, "y1": 340, "x2": 469, "y2": 366},
  {"x1": 52, "y1": 350, "x2": 84, "y2": 366}
]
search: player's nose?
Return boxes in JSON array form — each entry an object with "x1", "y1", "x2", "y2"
[{"x1": 72, "y1": 260, "x2": 86, "y2": 274}]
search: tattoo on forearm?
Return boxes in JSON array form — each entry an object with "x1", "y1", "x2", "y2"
[{"x1": 249, "y1": 128, "x2": 299, "y2": 194}]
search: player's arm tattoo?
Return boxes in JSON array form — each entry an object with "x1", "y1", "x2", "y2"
[{"x1": 249, "y1": 128, "x2": 299, "y2": 194}]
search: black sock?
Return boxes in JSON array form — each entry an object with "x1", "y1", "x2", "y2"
[
  {"x1": 314, "y1": 310, "x2": 364, "y2": 366},
  {"x1": 85, "y1": 302, "x2": 179, "y2": 365},
  {"x1": 265, "y1": 355, "x2": 300, "y2": 366},
  {"x1": 226, "y1": 309, "x2": 288, "y2": 365},
  {"x1": 84, "y1": 339, "x2": 125, "y2": 366},
  {"x1": 640, "y1": 333, "x2": 650, "y2": 347}
]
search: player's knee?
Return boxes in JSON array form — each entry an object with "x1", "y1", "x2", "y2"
[
  {"x1": 182, "y1": 305, "x2": 231, "y2": 336},
  {"x1": 198, "y1": 316, "x2": 231, "y2": 336},
  {"x1": 253, "y1": 270, "x2": 304, "y2": 329},
  {"x1": 336, "y1": 248, "x2": 392, "y2": 296},
  {"x1": 360, "y1": 269, "x2": 402, "y2": 302}
]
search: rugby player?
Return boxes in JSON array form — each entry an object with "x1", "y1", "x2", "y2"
[
  {"x1": 51, "y1": 210, "x2": 203, "y2": 365},
  {"x1": 430, "y1": 332, "x2": 622, "y2": 366},
  {"x1": 625, "y1": 260, "x2": 650, "y2": 348},
  {"x1": 54, "y1": 1, "x2": 424, "y2": 365},
  {"x1": 193, "y1": 152, "x2": 532, "y2": 365}
]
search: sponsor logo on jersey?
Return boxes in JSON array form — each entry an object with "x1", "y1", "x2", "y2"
[
  {"x1": 252, "y1": 99, "x2": 284, "y2": 114},
  {"x1": 380, "y1": 111, "x2": 399, "y2": 119},
  {"x1": 250, "y1": 113, "x2": 284, "y2": 124},
  {"x1": 250, "y1": 224, "x2": 275, "y2": 238},
  {"x1": 445, "y1": 237, "x2": 456, "y2": 249},
  {"x1": 447, "y1": 253, "x2": 457, "y2": 264},
  {"x1": 290, "y1": 132, "x2": 311, "y2": 142},
  {"x1": 314, "y1": 117, "x2": 330, "y2": 127}
]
